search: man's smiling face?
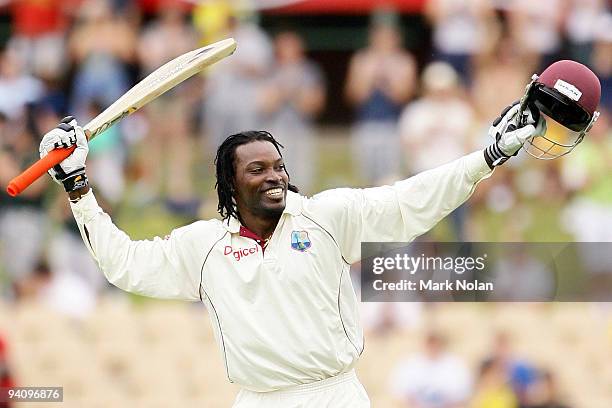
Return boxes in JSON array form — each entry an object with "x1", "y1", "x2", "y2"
[{"x1": 233, "y1": 140, "x2": 289, "y2": 221}]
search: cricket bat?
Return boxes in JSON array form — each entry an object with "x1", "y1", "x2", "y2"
[{"x1": 6, "y1": 38, "x2": 237, "y2": 197}]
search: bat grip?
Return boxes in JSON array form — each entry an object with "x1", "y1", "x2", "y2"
[{"x1": 6, "y1": 146, "x2": 76, "y2": 197}]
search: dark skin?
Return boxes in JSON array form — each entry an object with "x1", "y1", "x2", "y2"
[
  {"x1": 69, "y1": 185, "x2": 90, "y2": 201},
  {"x1": 233, "y1": 141, "x2": 289, "y2": 240}
]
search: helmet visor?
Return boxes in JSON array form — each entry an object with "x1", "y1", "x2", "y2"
[
  {"x1": 523, "y1": 115, "x2": 585, "y2": 159},
  {"x1": 530, "y1": 85, "x2": 591, "y2": 132}
]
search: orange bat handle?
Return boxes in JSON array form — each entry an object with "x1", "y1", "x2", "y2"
[{"x1": 6, "y1": 146, "x2": 76, "y2": 197}]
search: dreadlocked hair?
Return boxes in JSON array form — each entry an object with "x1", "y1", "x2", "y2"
[{"x1": 214, "y1": 130, "x2": 299, "y2": 220}]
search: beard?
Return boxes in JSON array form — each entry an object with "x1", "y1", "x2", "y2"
[
  {"x1": 235, "y1": 190, "x2": 287, "y2": 222},
  {"x1": 252, "y1": 199, "x2": 286, "y2": 220}
]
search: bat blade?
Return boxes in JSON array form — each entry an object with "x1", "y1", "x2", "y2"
[
  {"x1": 84, "y1": 38, "x2": 236, "y2": 140},
  {"x1": 6, "y1": 38, "x2": 237, "y2": 197}
]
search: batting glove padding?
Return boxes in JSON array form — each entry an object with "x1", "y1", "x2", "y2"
[
  {"x1": 39, "y1": 116, "x2": 89, "y2": 191},
  {"x1": 484, "y1": 103, "x2": 547, "y2": 168}
]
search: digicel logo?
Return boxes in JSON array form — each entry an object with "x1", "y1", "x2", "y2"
[{"x1": 224, "y1": 245, "x2": 260, "y2": 261}]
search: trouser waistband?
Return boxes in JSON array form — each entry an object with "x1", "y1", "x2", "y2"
[{"x1": 253, "y1": 370, "x2": 358, "y2": 396}]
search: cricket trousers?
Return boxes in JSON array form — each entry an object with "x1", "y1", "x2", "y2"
[{"x1": 232, "y1": 370, "x2": 371, "y2": 408}]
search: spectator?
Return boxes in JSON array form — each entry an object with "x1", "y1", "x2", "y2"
[
  {"x1": 12, "y1": 253, "x2": 96, "y2": 319},
  {"x1": 0, "y1": 48, "x2": 44, "y2": 121},
  {"x1": 135, "y1": 0, "x2": 200, "y2": 213},
  {"x1": 490, "y1": 247, "x2": 555, "y2": 301},
  {"x1": 0, "y1": 108, "x2": 49, "y2": 290},
  {"x1": 561, "y1": 109, "x2": 612, "y2": 242},
  {"x1": 390, "y1": 332, "x2": 472, "y2": 408},
  {"x1": 360, "y1": 301, "x2": 423, "y2": 336},
  {"x1": 6, "y1": 0, "x2": 75, "y2": 79},
  {"x1": 560, "y1": 109, "x2": 612, "y2": 292},
  {"x1": 399, "y1": 61, "x2": 475, "y2": 239},
  {"x1": 259, "y1": 30, "x2": 325, "y2": 194},
  {"x1": 68, "y1": 0, "x2": 136, "y2": 120},
  {"x1": 484, "y1": 332, "x2": 539, "y2": 405},
  {"x1": 202, "y1": 12, "x2": 273, "y2": 150},
  {"x1": 345, "y1": 9, "x2": 416, "y2": 185},
  {"x1": 505, "y1": 0, "x2": 564, "y2": 70},
  {"x1": 470, "y1": 36, "x2": 531, "y2": 127},
  {"x1": 400, "y1": 62, "x2": 475, "y2": 174},
  {"x1": 37, "y1": 263, "x2": 98, "y2": 320},
  {"x1": 564, "y1": 0, "x2": 608, "y2": 64},
  {"x1": 471, "y1": 358, "x2": 518, "y2": 408},
  {"x1": 523, "y1": 371, "x2": 571, "y2": 408},
  {"x1": 11, "y1": 260, "x2": 50, "y2": 300},
  {"x1": 424, "y1": 0, "x2": 496, "y2": 83}
]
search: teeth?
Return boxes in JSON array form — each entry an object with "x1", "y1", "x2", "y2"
[{"x1": 265, "y1": 188, "x2": 283, "y2": 197}]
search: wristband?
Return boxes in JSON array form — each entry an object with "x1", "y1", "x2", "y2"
[
  {"x1": 62, "y1": 171, "x2": 88, "y2": 192},
  {"x1": 484, "y1": 144, "x2": 510, "y2": 169}
]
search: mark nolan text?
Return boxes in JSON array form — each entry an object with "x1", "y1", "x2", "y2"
[{"x1": 373, "y1": 279, "x2": 493, "y2": 291}]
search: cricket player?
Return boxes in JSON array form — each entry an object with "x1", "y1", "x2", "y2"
[{"x1": 38, "y1": 101, "x2": 545, "y2": 406}]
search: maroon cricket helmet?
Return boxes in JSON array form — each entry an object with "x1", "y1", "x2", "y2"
[
  {"x1": 532, "y1": 60, "x2": 601, "y2": 131},
  {"x1": 520, "y1": 60, "x2": 602, "y2": 159}
]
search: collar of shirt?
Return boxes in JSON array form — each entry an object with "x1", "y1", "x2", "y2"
[
  {"x1": 238, "y1": 225, "x2": 272, "y2": 252},
  {"x1": 221, "y1": 191, "x2": 303, "y2": 234}
]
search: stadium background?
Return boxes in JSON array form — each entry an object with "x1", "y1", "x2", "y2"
[{"x1": 0, "y1": 0, "x2": 610, "y2": 407}]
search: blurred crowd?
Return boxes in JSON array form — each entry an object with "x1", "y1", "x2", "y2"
[
  {"x1": 0, "y1": 0, "x2": 610, "y2": 406},
  {"x1": 388, "y1": 330, "x2": 569, "y2": 408}
]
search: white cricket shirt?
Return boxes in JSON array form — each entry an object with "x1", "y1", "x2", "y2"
[{"x1": 70, "y1": 151, "x2": 491, "y2": 392}]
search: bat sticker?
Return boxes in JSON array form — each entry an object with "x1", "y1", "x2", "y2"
[
  {"x1": 188, "y1": 45, "x2": 214, "y2": 64},
  {"x1": 90, "y1": 107, "x2": 138, "y2": 139}
]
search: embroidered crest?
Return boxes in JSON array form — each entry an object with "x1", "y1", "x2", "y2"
[{"x1": 291, "y1": 230, "x2": 311, "y2": 252}]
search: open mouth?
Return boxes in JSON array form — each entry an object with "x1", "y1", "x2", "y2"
[{"x1": 263, "y1": 187, "x2": 284, "y2": 199}]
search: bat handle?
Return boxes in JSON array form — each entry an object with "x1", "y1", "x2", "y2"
[{"x1": 6, "y1": 146, "x2": 76, "y2": 197}]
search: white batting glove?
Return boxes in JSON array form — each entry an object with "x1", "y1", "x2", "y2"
[
  {"x1": 39, "y1": 116, "x2": 89, "y2": 191},
  {"x1": 484, "y1": 102, "x2": 547, "y2": 168}
]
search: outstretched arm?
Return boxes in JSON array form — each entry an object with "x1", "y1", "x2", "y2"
[
  {"x1": 307, "y1": 151, "x2": 491, "y2": 263},
  {"x1": 306, "y1": 104, "x2": 546, "y2": 264}
]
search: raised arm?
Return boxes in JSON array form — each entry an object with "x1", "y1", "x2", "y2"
[
  {"x1": 39, "y1": 117, "x2": 215, "y2": 300},
  {"x1": 71, "y1": 191, "x2": 216, "y2": 300}
]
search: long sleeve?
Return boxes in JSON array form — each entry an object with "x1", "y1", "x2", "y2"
[
  {"x1": 70, "y1": 190, "x2": 221, "y2": 300},
  {"x1": 305, "y1": 151, "x2": 492, "y2": 264}
]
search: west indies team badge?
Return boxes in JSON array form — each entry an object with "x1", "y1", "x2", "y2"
[{"x1": 291, "y1": 231, "x2": 311, "y2": 252}]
